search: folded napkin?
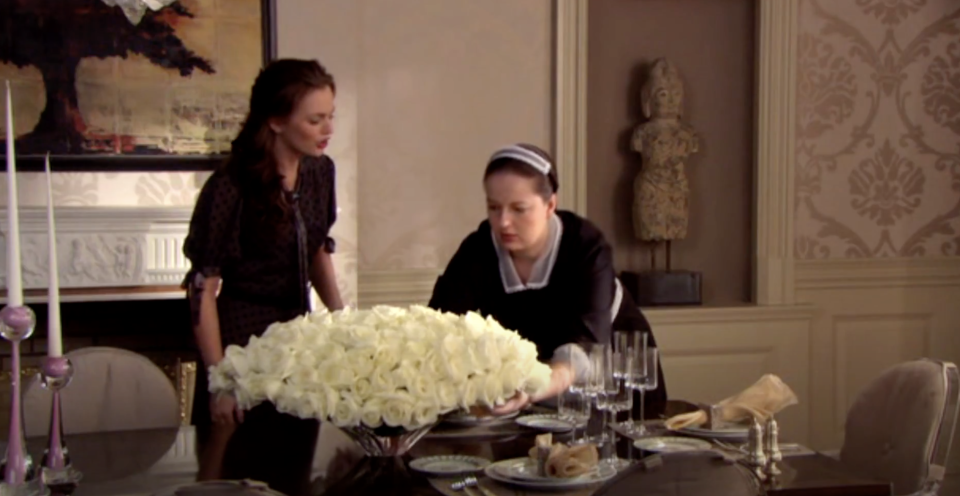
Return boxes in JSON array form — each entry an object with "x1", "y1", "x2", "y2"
[
  {"x1": 664, "y1": 374, "x2": 798, "y2": 431},
  {"x1": 528, "y1": 433, "x2": 599, "y2": 478}
]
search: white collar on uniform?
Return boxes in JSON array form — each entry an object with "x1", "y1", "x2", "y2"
[{"x1": 492, "y1": 213, "x2": 564, "y2": 294}]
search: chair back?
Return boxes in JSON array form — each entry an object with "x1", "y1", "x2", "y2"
[
  {"x1": 23, "y1": 346, "x2": 181, "y2": 436},
  {"x1": 840, "y1": 358, "x2": 960, "y2": 495}
]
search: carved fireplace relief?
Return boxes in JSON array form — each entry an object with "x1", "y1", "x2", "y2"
[{"x1": 0, "y1": 206, "x2": 192, "y2": 302}]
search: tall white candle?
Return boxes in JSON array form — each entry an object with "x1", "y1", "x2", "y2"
[
  {"x1": 44, "y1": 153, "x2": 62, "y2": 357},
  {"x1": 4, "y1": 81, "x2": 22, "y2": 307}
]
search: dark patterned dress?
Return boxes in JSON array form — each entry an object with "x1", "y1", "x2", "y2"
[{"x1": 182, "y1": 154, "x2": 338, "y2": 428}]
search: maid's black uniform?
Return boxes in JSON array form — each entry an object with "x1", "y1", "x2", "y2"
[
  {"x1": 182, "y1": 154, "x2": 337, "y2": 433},
  {"x1": 428, "y1": 210, "x2": 667, "y2": 419}
]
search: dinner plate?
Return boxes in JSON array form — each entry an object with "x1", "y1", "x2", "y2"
[
  {"x1": 153, "y1": 479, "x2": 285, "y2": 496},
  {"x1": 634, "y1": 436, "x2": 712, "y2": 453},
  {"x1": 484, "y1": 457, "x2": 616, "y2": 489},
  {"x1": 676, "y1": 425, "x2": 749, "y2": 441},
  {"x1": 515, "y1": 414, "x2": 578, "y2": 432},
  {"x1": 443, "y1": 410, "x2": 519, "y2": 426},
  {"x1": 408, "y1": 455, "x2": 491, "y2": 476}
]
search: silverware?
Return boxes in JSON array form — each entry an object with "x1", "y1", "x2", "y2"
[
  {"x1": 462, "y1": 475, "x2": 497, "y2": 496},
  {"x1": 450, "y1": 477, "x2": 480, "y2": 496}
]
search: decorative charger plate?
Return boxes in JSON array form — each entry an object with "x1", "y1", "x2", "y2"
[
  {"x1": 676, "y1": 425, "x2": 749, "y2": 441},
  {"x1": 409, "y1": 455, "x2": 491, "y2": 476},
  {"x1": 634, "y1": 436, "x2": 712, "y2": 453},
  {"x1": 443, "y1": 410, "x2": 519, "y2": 426},
  {"x1": 515, "y1": 414, "x2": 580, "y2": 432},
  {"x1": 484, "y1": 457, "x2": 616, "y2": 489}
]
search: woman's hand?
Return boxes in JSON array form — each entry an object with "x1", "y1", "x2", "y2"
[
  {"x1": 210, "y1": 393, "x2": 244, "y2": 425},
  {"x1": 484, "y1": 363, "x2": 576, "y2": 416}
]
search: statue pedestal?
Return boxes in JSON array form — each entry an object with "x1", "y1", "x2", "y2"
[{"x1": 620, "y1": 270, "x2": 702, "y2": 307}]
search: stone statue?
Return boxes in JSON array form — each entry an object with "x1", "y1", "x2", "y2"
[{"x1": 631, "y1": 58, "x2": 699, "y2": 270}]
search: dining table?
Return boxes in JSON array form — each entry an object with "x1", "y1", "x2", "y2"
[{"x1": 0, "y1": 402, "x2": 892, "y2": 496}]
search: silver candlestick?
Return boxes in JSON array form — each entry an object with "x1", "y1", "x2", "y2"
[
  {"x1": 0, "y1": 305, "x2": 47, "y2": 496},
  {"x1": 39, "y1": 356, "x2": 81, "y2": 488}
]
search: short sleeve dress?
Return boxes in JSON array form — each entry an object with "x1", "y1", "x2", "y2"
[{"x1": 182, "y1": 154, "x2": 338, "y2": 427}]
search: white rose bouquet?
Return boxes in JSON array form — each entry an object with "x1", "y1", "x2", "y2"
[{"x1": 208, "y1": 305, "x2": 553, "y2": 432}]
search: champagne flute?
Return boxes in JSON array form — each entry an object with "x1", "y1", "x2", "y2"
[
  {"x1": 613, "y1": 330, "x2": 639, "y2": 433},
  {"x1": 629, "y1": 341, "x2": 659, "y2": 437}
]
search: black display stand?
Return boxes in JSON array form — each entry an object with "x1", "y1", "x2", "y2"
[
  {"x1": 620, "y1": 270, "x2": 702, "y2": 306},
  {"x1": 622, "y1": 240, "x2": 702, "y2": 306}
]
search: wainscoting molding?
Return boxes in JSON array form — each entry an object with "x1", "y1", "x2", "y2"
[
  {"x1": 795, "y1": 256, "x2": 960, "y2": 472},
  {"x1": 648, "y1": 304, "x2": 815, "y2": 447}
]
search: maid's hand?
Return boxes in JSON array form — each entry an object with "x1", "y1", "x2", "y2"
[{"x1": 490, "y1": 390, "x2": 531, "y2": 416}]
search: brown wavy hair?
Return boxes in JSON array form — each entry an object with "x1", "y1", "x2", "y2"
[{"x1": 223, "y1": 59, "x2": 336, "y2": 226}]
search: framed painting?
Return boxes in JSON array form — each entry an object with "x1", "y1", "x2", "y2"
[{"x1": 0, "y1": 0, "x2": 276, "y2": 172}]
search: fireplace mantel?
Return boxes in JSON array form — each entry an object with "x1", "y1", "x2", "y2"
[{"x1": 0, "y1": 207, "x2": 193, "y2": 303}]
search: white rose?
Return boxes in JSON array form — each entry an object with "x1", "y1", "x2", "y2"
[
  {"x1": 331, "y1": 394, "x2": 362, "y2": 427},
  {"x1": 394, "y1": 364, "x2": 437, "y2": 404},
  {"x1": 370, "y1": 365, "x2": 397, "y2": 395},
  {"x1": 475, "y1": 334, "x2": 503, "y2": 371},
  {"x1": 521, "y1": 362, "x2": 553, "y2": 397},
  {"x1": 459, "y1": 377, "x2": 478, "y2": 409},
  {"x1": 275, "y1": 389, "x2": 309, "y2": 418},
  {"x1": 360, "y1": 398, "x2": 384, "y2": 428},
  {"x1": 412, "y1": 403, "x2": 440, "y2": 428},
  {"x1": 436, "y1": 381, "x2": 460, "y2": 411},
  {"x1": 373, "y1": 343, "x2": 401, "y2": 371},
  {"x1": 497, "y1": 362, "x2": 525, "y2": 394},
  {"x1": 287, "y1": 363, "x2": 322, "y2": 387},
  {"x1": 318, "y1": 359, "x2": 356, "y2": 388},
  {"x1": 474, "y1": 373, "x2": 506, "y2": 407},
  {"x1": 380, "y1": 392, "x2": 416, "y2": 428},
  {"x1": 349, "y1": 378, "x2": 373, "y2": 400}
]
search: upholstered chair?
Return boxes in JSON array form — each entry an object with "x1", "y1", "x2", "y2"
[
  {"x1": 840, "y1": 359, "x2": 960, "y2": 496},
  {"x1": 22, "y1": 346, "x2": 181, "y2": 436}
]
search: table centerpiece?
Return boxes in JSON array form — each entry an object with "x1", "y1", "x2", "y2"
[{"x1": 208, "y1": 305, "x2": 553, "y2": 456}]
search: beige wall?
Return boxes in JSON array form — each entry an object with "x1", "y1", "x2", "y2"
[
  {"x1": 795, "y1": 0, "x2": 960, "y2": 259},
  {"x1": 586, "y1": 0, "x2": 756, "y2": 305},
  {"x1": 354, "y1": 0, "x2": 554, "y2": 273}
]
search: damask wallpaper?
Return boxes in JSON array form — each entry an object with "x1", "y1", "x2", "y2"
[{"x1": 795, "y1": 0, "x2": 960, "y2": 259}]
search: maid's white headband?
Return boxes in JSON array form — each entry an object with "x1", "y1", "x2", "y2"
[{"x1": 488, "y1": 145, "x2": 552, "y2": 175}]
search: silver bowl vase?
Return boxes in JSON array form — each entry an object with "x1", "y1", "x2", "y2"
[{"x1": 339, "y1": 423, "x2": 437, "y2": 457}]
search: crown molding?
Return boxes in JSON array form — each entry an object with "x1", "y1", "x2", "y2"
[{"x1": 554, "y1": 0, "x2": 588, "y2": 216}]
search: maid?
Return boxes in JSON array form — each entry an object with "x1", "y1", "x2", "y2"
[{"x1": 428, "y1": 143, "x2": 667, "y2": 418}]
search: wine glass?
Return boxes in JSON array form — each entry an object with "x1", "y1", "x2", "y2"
[{"x1": 596, "y1": 347, "x2": 633, "y2": 470}]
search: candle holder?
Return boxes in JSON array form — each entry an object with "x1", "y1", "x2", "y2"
[
  {"x1": 39, "y1": 356, "x2": 81, "y2": 488},
  {"x1": 0, "y1": 305, "x2": 47, "y2": 496}
]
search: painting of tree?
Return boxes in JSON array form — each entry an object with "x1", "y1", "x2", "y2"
[{"x1": 0, "y1": 0, "x2": 274, "y2": 171}]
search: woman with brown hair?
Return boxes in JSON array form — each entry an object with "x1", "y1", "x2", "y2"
[
  {"x1": 429, "y1": 143, "x2": 667, "y2": 418},
  {"x1": 182, "y1": 58, "x2": 344, "y2": 432}
]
